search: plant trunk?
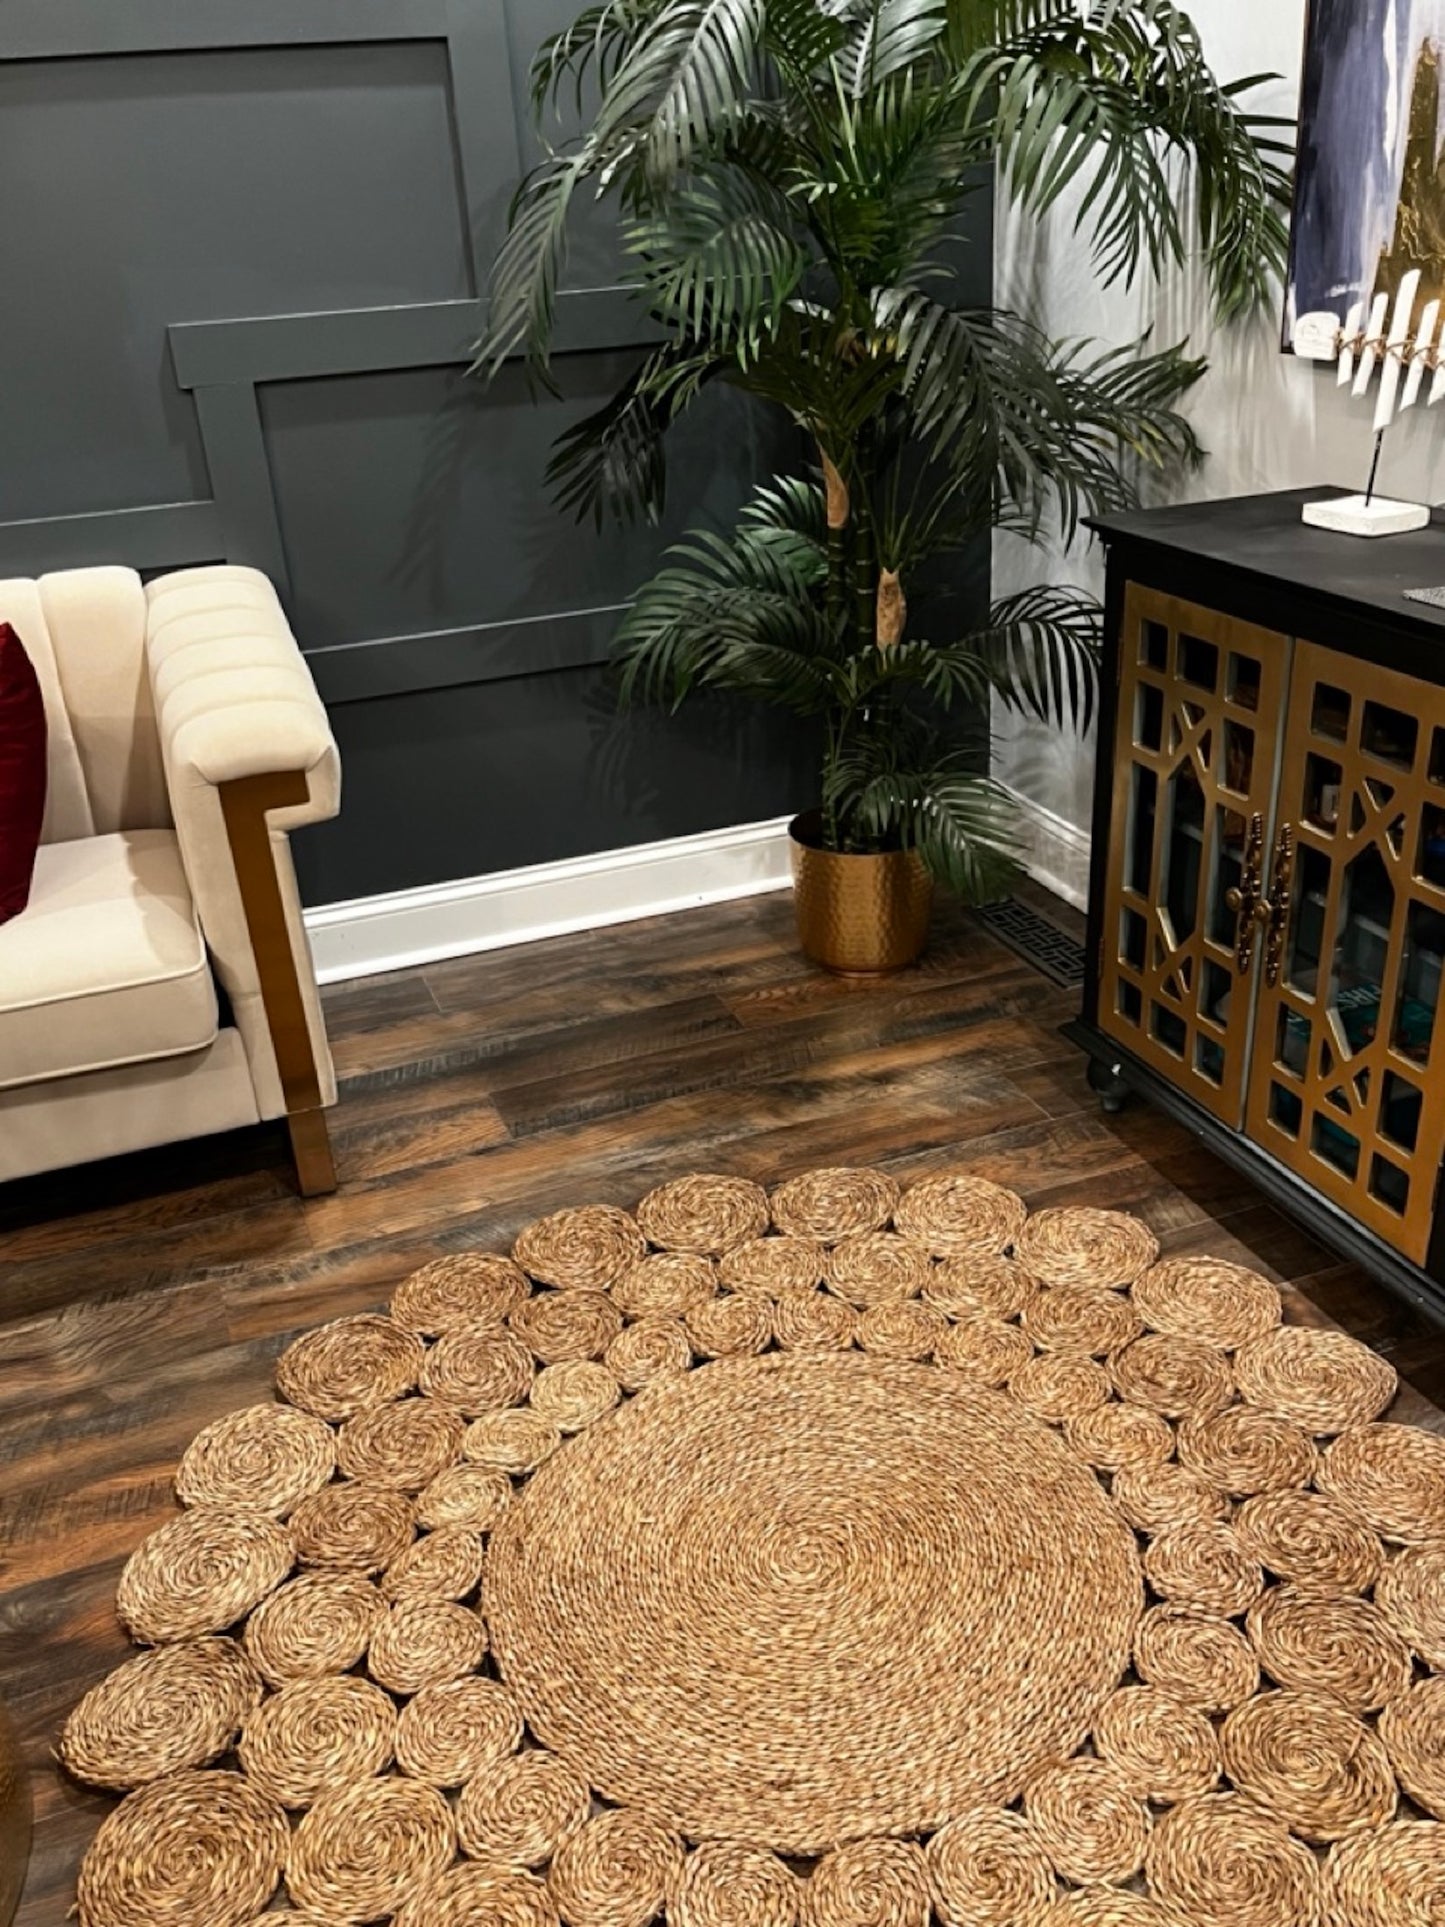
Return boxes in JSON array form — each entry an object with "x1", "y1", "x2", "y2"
[
  {"x1": 820, "y1": 445, "x2": 851, "y2": 854},
  {"x1": 854, "y1": 522, "x2": 875, "y2": 660}
]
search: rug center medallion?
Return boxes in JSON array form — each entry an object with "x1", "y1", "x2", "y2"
[{"x1": 484, "y1": 1349, "x2": 1142, "y2": 1854}]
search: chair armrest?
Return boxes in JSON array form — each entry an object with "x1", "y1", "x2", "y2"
[
  {"x1": 145, "y1": 565, "x2": 339, "y2": 809},
  {"x1": 144, "y1": 566, "x2": 340, "y2": 1127}
]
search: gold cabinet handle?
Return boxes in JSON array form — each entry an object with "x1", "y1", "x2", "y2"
[
  {"x1": 1225, "y1": 813, "x2": 1268, "y2": 975},
  {"x1": 1263, "y1": 823, "x2": 1295, "y2": 990}
]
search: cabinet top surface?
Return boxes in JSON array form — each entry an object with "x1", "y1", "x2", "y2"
[{"x1": 1091, "y1": 487, "x2": 1445, "y2": 639}]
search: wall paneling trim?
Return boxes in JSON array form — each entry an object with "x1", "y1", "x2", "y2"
[{"x1": 0, "y1": 2, "x2": 836, "y2": 903}]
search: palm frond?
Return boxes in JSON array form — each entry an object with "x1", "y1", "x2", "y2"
[
  {"x1": 614, "y1": 496, "x2": 831, "y2": 707},
  {"x1": 960, "y1": 0, "x2": 1292, "y2": 319},
  {"x1": 975, "y1": 585, "x2": 1103, "y2": 733},
  {"x1": 825, "y1": 731, "x2": 1019, "y2": 897},
  {"x1": 1189, "y1": 75, "x2": 1294, "y2": 324},
  {"x1": 832, "y1": 637, "x2": 998, "y2": 709},
  {"x1": 626, "y1": 167, "x2": 807, "y2": 357},
  {"x1": 965, "y1": 39, "x2": 1181, "y2": 289},
  {"x1": 808, "y1": 69, "x2": 987, "y2": 282},
  {"x1": 547, "y1": 344, "x2": 722, "y2": 525},
  {"x1": 875, "y1": 288, "x2": 1204, "y2": 534},
  {"x1": 738, "y1": 474, "x2": 828, "y2": 539},
  {"x1": 597, "y1": 0, "x2": 768, "y2": 181},
  {"x1": 941, "y1": 0, "x2": 1067, "y2": 50},
  {"x1": 470, "y1": 154, "x2": 588, "y2": 379},
  {"x1": 762, "y1": 0, "x2": 849, "y2": 81},
  {"x1": 735, "y1": 303, "x2": 908, "y2": 443},
  {"x1": 839, "y1": 0, "x2": 950, "y2": 96},
  {"x1": 531, "y1": 1, "x2": 658, "y2": 123},
  {"x1": 1052, "y1": 335, "x2": 1207, "y2": 495}
]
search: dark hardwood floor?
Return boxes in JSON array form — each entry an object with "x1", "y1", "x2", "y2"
[{"x1": 3, "y1": 885, "x2": 1444, "y2": 1922}]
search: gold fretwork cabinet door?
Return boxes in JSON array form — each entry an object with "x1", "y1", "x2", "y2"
[
  {"x1": 1245, "y1": 644, "x2": 1445, "y2": 1263},
  {"x1": 1099, "y1": 586, "x2": 1291, "y2": 1127}
]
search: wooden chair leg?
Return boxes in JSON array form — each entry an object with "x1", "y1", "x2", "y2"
[
  {"x1": 219, "y1": 773, "x2": 339, "y2": 1201},
  {"x1": 288, "y1": 1108, "x2": 337, "y2": 1197}
]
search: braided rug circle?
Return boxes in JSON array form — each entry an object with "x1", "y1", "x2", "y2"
[{"x1": 61, "y1": 1167, "x2": 1445, "y2": 1925}]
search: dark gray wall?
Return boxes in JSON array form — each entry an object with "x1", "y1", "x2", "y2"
[{"x1": 0, "y1": 2, "x2": 987, "y2": 904}]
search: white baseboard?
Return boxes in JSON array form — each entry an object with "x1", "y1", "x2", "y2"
[
  {"x1": 305, "y1": 816, "x2": 796, "y2": 984},
  {"x1": 306, "y1": 793, "x2": 1091, "y2": 986},
  {"x1": 1000, "y1": 785, "x2": 1091, "y2": 911}
]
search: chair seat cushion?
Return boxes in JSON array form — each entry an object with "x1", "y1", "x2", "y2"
[{"x1": 0, "y1": 829, "x2": 217, "y2": 1090}]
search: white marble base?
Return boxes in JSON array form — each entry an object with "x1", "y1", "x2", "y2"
[{"x1": 1302, "y1": 494, "x2": 1431, "y2": 538}]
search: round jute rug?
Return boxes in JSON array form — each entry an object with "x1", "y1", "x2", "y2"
[{"x1": 57, "y1": 1168, "x2": 1445, "y2": 1927}]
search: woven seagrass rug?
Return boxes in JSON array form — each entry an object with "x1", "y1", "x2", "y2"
[{"x1": 57, "y1": 1167, "x2": 1445, "y2": 1926}]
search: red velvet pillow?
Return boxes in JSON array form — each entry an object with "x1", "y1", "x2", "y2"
[{"x1": 0, "y1": 621, "x2": 48, "y2": 924}]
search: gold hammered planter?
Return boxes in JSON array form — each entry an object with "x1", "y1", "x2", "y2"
[{"x1": 788, "y1": 810, "x2": 933, "y2": 975}]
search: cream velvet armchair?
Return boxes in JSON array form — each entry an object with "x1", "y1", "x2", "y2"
[{"x1": 0, "y1": 565, "x2": 340, "y2": 1195}]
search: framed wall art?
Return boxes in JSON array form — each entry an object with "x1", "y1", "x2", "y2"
[{"x1": 1288, "y1": 0, "x2": 1445, "y2": 346}]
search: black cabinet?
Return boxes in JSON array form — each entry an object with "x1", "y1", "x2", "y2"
[{"x1": 1069, "y1": 488, "x2": 1445, "y2": 1313}]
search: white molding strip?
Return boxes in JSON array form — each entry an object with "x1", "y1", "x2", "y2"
[
  {"x1": 305, "y1": 816, "x2": 796, "y2": 984},
  {"x1": 1000, "y1": 784, "x2": 1091, "y2": 912}
]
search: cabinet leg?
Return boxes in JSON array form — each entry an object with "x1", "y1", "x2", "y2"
[
  {"x1": 1087, "y1": 1058, "x2": 1131, "y2": 1116},
  {"x1": 288, "y1": 1108, "x2": 337, "y2": 1197}
]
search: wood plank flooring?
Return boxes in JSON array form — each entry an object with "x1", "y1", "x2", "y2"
[{"x1": 3, "y1": 885, "x2": 1444, "y2": 1922}]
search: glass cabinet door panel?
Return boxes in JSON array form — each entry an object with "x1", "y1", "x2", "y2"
[
  {"x1": 1100, "y1": 587, "x2": 1290, "y2": 1126},
  {"x1": 1245, "y1": 642, "x2": 1445, "y2": 1263}
]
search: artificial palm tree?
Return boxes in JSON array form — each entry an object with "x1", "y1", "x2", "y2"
[{"x1": 474, "y1": 0, "x2": 1291, "y2": 903}]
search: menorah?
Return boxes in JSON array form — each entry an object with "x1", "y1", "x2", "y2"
[{"x1": 1293, "y1": 267, "x2": 1442, "y2": 537}]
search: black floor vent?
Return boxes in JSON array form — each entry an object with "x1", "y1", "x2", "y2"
[{"x1": 976, "y1": 898, "x2": 1087, "y2": 990}]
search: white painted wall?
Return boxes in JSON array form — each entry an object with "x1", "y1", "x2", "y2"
[{"x1": 993, "y1": 0, "x2": 1445, "y2": 854}]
